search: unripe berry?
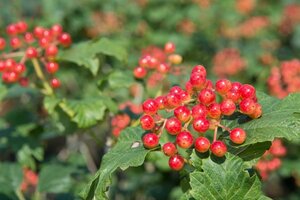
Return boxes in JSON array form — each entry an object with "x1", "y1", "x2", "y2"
[
  {"x1": 134, "y1": 67, "x2": 147, "y2": 78},
  {"x1": 215, "y1": 79, "x2": 232, "y2": 94},
  {"x1": 211, "y1": 141, "x2": 227, "y2": 157},
  {"x1": 165, "y1": 117, "x2": 182, "y2": 135},
  {"x1": 45, "y1": 62, "x2": 59, "y2": 74},
  {"x1": 174, "y1": 105, "x2": 191, "y2": 122},
  {"x1": 26, "y1": 47, "x2": 38, "y2": 58},
  {"x1": 162, "y1": 142, "x2": 177, "y2": 156},
  {"x1": 168, "y1": 54, "x2": 182, "y2": 64},
  {"x1": 207, "y1": 103, "x2": 221, "y2": 119},
  {"x1": 140, "y1": 114, "x2": 155, "y2": 130},
  {"x1": 164, "y1": 42, "x2": 176, "y2": 54},
  {"x1": 142, "y1": 133, "x2": 159, "y2": 149},
  {"x1": 249, "y1": 103, "x2": 262, "y2": 119},
  {"x1": 142, "y1": 99, "x2": 159, "y2": 115},
  {"x1": 50, "y1": 78, "x2": 61, "y2": 88},
  {"x1": 176, "y1": 131, "x2": 194, "y2": 149},
  {"x1": 230, "y1": 128, "x2": 247, "y2": 144},
  {"x1": 220, "y1": 99, "x2": 236, "y2": 116},
  {"x1": 239, "y1": 98, "x2": 256, "y2": 115},
  {"x1": 195, "y1": 137, "x2": 210, "y2": 153},
  {"x1": 198, "y1": 89, "x2": 216, "y2": 105},
  {"x1": 192, "y1": 104, "x2": 207, "y2": 118},
  {"x1": 191, "y1": 65, "x2": 207, "y2": 77},
  {"x1": 239, "y1": 84, "x2": 256, "y2": 99},
  {"x1": 169, "y1": 154, "x2": 185, "y2": 171},
  {"x1": 193, "y1": 117, "x2": 209, "y2": 133}
]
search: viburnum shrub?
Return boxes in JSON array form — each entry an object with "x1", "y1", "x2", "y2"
[
  {"x1": 140, "y1": 65, "x2": 262, "y2": 170},
  {"x1": 0, "y1": 21, "x2": 71, "y2": 91}
]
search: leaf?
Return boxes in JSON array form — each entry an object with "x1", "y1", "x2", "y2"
[
  {"x1": 17, "y1": 145, "x2": 44, "y2": 170},
  {"x1": 0, "y1": 81, "x2": 7, "y2": 100},
  {"x1": 37, "y1": 164, "x2": 75, "y2": 193},
  {"x1": 44, "y1": 96, "x2": 61, "y2": 115},
  {"x1": 0, "y1": 163, "x2": 22, "y2": 194},
  {"x1": 223, "y1": 92, "x2": 300, "y2": 146},
  {"x1": 61, "y1": 98, "x2": 107, "y2": 128},
  {"x1": 189, "y1": 153, "x2": 270, "y2": 200},
  {"x1": 58, "y1": 38, "x2": 127, "y2": 76},
  {"x1": 108, "y1": 71, "x2": 134, "y2": 89},
  {"x1": 80, "y1": 127, "x2": 151, "y2": 200}
]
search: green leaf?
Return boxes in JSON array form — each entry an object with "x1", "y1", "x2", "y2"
[
  {"x1": 80, "y1": 127, "x2": 150, "y2": 200},
  {"x1": 61, "y1": 98, "x2": 107, "y2": 128},
  {"x1": 37, "y1": 164, "x2": 75, "y2": 193},
  {"x1": 189, "y1": 153, "x2": 270, "y2": 200},
  {"x1": 223, "y1": 92, "x2": 300, "y2": 146},
  {"x1": 17, "y1": 145, "x2": 44, "y2": 170},
  {"x1": 44, "y1": 96, "x2": 61, "y2": 115},
  {"x1": 58, "y1": 38, "x2": 127, "y2": 76},
  {"x1": 0, "y1": 163, "x2": 22, "y2": 194},
  {"x1": 108, "y1": 71, "x2": 134, "y2": 89},
  {"x1": 0, "y1": 82, "x2": 7, "y2": 100}
]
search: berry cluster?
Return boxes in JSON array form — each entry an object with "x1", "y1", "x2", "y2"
[
  {"x1": 140, "y1": 65, "x2": 262, "y2": 171},
  {"x1": 279, "y1": 3, "x2": 300, "y2": 35},
  {"x1": 268, "y1": 59, "x2": 300, "y2": 99},
  {"x1": 0, "y1": 21, "x2": 72, "y2": 88},
  {"x1": 133, "y1": 42, "x2": 182, "y2": 79},
  {"x1": 256, "y1": 139, "x2": 286, "y2": 180},
  {"x1": 212, "y1": 48, "x2": 246, "y2": 77},
  {"x1": 20, "y1": 168, "x2": 38, "y2": 192}
]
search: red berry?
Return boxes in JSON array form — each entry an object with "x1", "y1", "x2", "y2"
[
  {"x1": 191, "y1": 65, "x2": 206, "y2": 77},
  {"x1": 225, "y1": 89, "x2": 240, "y2": 103},
  {"x1": 14, "y1": 63, "x2": 26, "y2": 74},
  {"x1": 207, "y1": 103, "x2": 221, "y2": 119},
  {"x1": 165, "y1": 117, "x2": 182, "y2": 135},
  {"x1": 211, "y1": 141, "x2": 227, "y2": 157},
  {"x1": 192, "y1": 104, "x2": 207, "y2": 118},
  {"x1": 51, "y1": 24, "x2": 63, "y2": 36},
  {"x1": 59, "y1": 33, "x2": 72, "y2": 46},
  {"x1": 24, "y1": 32, "x2": 35, "y2": 43},
  {"x1": 195, "y1": 137, "x2": 210, "y2": 153},
  {"x1": 142, "y1": 99, "x2": 158, "y2": 115},
  {"x1": 139, "y1": 57, "x2": 149, "y2": 68},
  {"x1": 220, "y1": 99, "x2": 236, "y2": 116},
  {"x1": 215, "y1": 79, "x2": 232, "y2": 94},
  {"x1": 50, "y1": 78, "x2": 61, "y2": 88},
  {"x1": 0, "y1": 38, "x2": 6, "y2": 50},
  {"x1": 170, "y1": 86, "x2": 183, "y2": 94},
  {"x1": 155, "y1": 96, "x2": 165, "y2": 110},
  {"x1": 249, "y1": 103, "x2": 262, "y2": 119},
  {"x1": 239, "y1": 84, "x2": 256, "y2": 99},
  {"x1": 142, "y1": 133, "x2": 159, "y2": 149},
  {"x1": 185, "y1": 80, "x2": 194, "y2": 94},
  {"x1": 164, "y1": 42, "x2": 176, "y2": 54},
  {"x1": 16, "y1": 21, "x2": 28, "y2": 33},
  {"x1": 45, "y1": 62, "x2": 59, "y2": 74},
  {"x1": 176, "y1": 131, "x2": 194, "y2": 149},
  {"x1": 198, "y1": 89, "x2": 216, "y2": 105},
  {"x1": 239, "y1": 98, "x2": 256, "y2": 115},
  {"x1": 0, "y1": 60, "x2": 5, "y2": 72},
  {"x1": 193, "y1": 117, "x2": 209, "y2": 133},
  {"x1": 5, "y1": 59, "x2": 16, "y2": 71},
  {"x1": 231, "y1": 82, "x2": 242, "y2": 92},
  {"x1": 10, "y1": 37, "x2": 22, "y2": 49},
  {"x1": 134, "y1": 67, "x2": 147, "y2": 78},
  {"x1": 190, "y1": 73, "x2": 206, "y2": 89},
  {"x1": 45, "y1": 45, "x2": 58, "y2": 57},
  {"x1": 26, "y1": 47, "x2": 38, "y2": 58},
  {"x1": 6, "y1": 24, "x2": 18, "y2": 35},
  {"x1": 157, "y1": 63, "x2": 170, "y2": 73},
  {"x1": 140, "y1": 114, "x2": 155, "y2": 130},
  {"x1": 163, "y1": 92, "x2": 181, "y2": 109},
  {"x1": 169, "y1": 154, "x2": 185, "y2": 171},
  {"x1": 230, "y1": 128, "x2": 246, "y2": 144},
  {"x1": 174, "y1": 105, "x2": 191, "y2": 122},
  {"x1": 2, "y1": 71, "x2": 18, "y2": 83},
  {"x1": 42, "y1": 29, "x2": 52, "y2": 39},
  {"x1": 34, "y1": 26, "x2": 45, "y2": 38},
  {"x1": 162, "y1": 142, "x2": 177, "y2": 156},
  {"x1": 19, "y1": 77, "x2": 29, "y2": 87},
  {"x1": 39, "y1": 37, "x2": 51, "y2": 48}
]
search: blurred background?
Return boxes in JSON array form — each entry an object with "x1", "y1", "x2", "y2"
[{"x1": 0, "y1": 0, "x2": 300, "y2": 199}]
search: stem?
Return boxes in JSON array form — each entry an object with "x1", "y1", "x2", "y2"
[
  {"x1": 183, "y1": 117, "x2": 193, "y2": 130},
  {"x1": 213, "y1": 126, "x2": 218, "y2": 142},
  {"x1": 158, "y1": 119, "x2": 167, "y2": 137},
  {"x1": 1, "y1": 51, "x2": 24, "y2": 59},
  {"x1": 217, "y1": 122, "x2": 231, "y2": 132},
  {"x1": 15, "y1": 189, "x2": 25, "y2": 200},
  {"x1": 31, "y1": 58, "x2": 53, "y2": 95},
  {"x1": 184, "y1": 158, "x2": 193, "y2": 165}
]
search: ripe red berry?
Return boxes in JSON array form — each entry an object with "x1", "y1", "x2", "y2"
[
  {"x1": 174, "y1": 105, "x2": 191, "y2": 122},
  {"x1": 193, "y1": 117, "x2": 209, "y2": 133},
  {"x1": 133, "y1": 67, "x2": 147, "y2": 78},
  {"x1": 176, "y1": 131, "x2": 194, "y2": 149},
  {"x1": 26, "y1": 47, "x2": 38, "y2": 58},
  {"x1": 6, "y1": 24, "x2": 18, "y2": 35},
  {"x1": 24, "y1": 32, "x2": 35, "y2": 43},
  {"x1": 198, "y1": 89, "x2": 216, "y2": 105},
  {"x1": 191, "y1": 65, "x2": 207, "y2": 77},
  {"x1": 19, "y1": 77, "x2": 29, "y2": 87},
  {"x1": 2, "y1": 71, "x2": 18, "y2": 83},
  {"x1": 39, "y1": 37, "x2": 51, "y2": 48},
  {"x1": 50, "y1": 78, "x2": 61, "y2": 88},
  {"x1": 142, "y1": 133, "x2": 159, "y2": 149},
  {"x1": 33, "y1": 26, "x2": 45, "y2": 38},
  {"x1": 249, "y1": 103, "x2": 262, "y2": 119},
  {"x1": 207, "y1": 103, "x2": 221, "y2": 119},
  {"x1": 169, "y1": 154, "x2": 185, "y2": 171},
  {"x1": 239, "y1": 84, "x2": 256, "y2": 99},
  {"x1": 14, "y1": 63, "x2": 26, "y2": 74},
  {"x1": 225, "y1": 89, "x2": 240, "y2": 103},
  {"x1": 185, "y1": 81, "x2": 194, "y2": 94},
  {"x1": 140, "y1": 114, "x2": 155, "y2": 130},
  {"x1": 0, "y1": 61, "x2": 5, "y2": 72},
  {"x1": 215, "y1": 79, "x2": 232, "y2": 94},
  {"x1": 190, "y1": 73, "x2": 206, "y2": 89},
  {"x1": 191, "y1": 104, "x2": 207, "y2": 118},
  {"x1": 0, "y1": 38, "x2": 6, "y2": 50},
  {"x1": 162, "y1": 142, "x2": 177, "y2": 156},
  {"x1": 165, "y1": 117, "x2": 182, "y2": 135},
  {"x1": 45, "y1": 45, "x2": 58, "y2": 57},
  {"x1": 195, "y1": 137, "x2": 210, "y2": 153},
  {"x1": 10, "y1": 37, "x2": 22, "y2": 49},
  {"x1": 231, "y1": 82, "x2": 242, "y2": 92},
  {"x1": 45, "y1": 62, "x2": 59, "y2": 74},
  {"x1": 5, "y1": 58, "x2": 16, "y2": 71},
  {"x1": 142, "y1": 99, "x2": 158, "y2": 115},
  {"x1": 16, "y1": 21, "x2": 28, "y2": 33},
  {"x1": 51, "y1": 24, "x2": 63, "y2": 36},
  {"x1": 239, "y1": 98, "x2": 256, "y2": 115},
  {"x1": 230, "y1": 128, "x2": 247, "y2": 144},
  {"x1": 164, "y1": 42, "x2": 176, "y2": 54},
  {"x1": 220, "y1": 99, "x2": 236, "y2": 116},
  {"x1": 157, "y1": 63, "x2": 170, "y2": 73},
  {"x1": 211, "y1": 141, "x2": 227, "y2": 157},
  {"x1": 155, "y1": 96, "x2": 165, "y2": 110},
  {"x1": 163, "y1": 92, "x2": 181, "y2": 109},
  {"x1": 59, "y1": 33, "x2": 72, "y2": 46}
]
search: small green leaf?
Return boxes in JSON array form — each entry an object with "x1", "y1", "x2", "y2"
[
  {"x1": 0, "y1": 163, "x2": 22, "y2": 194},
  {"x1": 17, "y1": 145, "x2": 44, "y2": 170},
  {"x1": 80, "y1": 127, "x2": 150, "y2": 200},
  {"x1": 44, "y1": 96, "x2": 61, "y2": 115},
  {"x1": 189, "y1": 153, "x2": 270, "y2": 200},
  {"x1": 108, "y1": 71, "x2": 134, "y2": 89},
  {"x1": 0, "y1": 82, "x2": 7, "y2": 100}
]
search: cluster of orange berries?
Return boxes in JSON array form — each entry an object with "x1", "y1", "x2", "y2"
[
  {"x1": 268, "y1": 59, "x2": 300, "y2": 99},
  {"x1": 0, "y1": 21, "x2": 72, "y2": 88},
  {"x1": 256, "y1": 139, "x2": 286, "y2": 180},
  {"x1": 140, "y1": 65, "x2": 262, "y2": 171}
]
